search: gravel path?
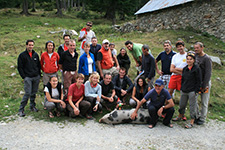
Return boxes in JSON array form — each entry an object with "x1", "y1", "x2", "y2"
[{"x1": 0, "y1": 117, "x2": 225, "y2": 150}]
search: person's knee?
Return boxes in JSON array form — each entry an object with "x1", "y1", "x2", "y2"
[
  {"x1": 129, "y1": 99, "x2": 137, "y2": 108},
  {"x1": 46, "y1": 102, "x2": 56, "y2": 111},
  {"x1": 148, "y1": 105, "x2": 156, "y2": 113},
  {"x1": 167, "y1": 107, "x2": 175, "y2": 113}
]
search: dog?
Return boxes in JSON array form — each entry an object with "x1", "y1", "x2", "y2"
[{"x1": 99, "y1": 108, "x2": 150, "y2": 125}]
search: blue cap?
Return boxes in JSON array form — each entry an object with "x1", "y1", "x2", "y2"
[{"x1": 155, "y1": 79, "x2": 164, "y2": 86}]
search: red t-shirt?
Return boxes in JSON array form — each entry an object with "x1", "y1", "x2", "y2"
[
  {"x1": 67, "y1": 83, "x2": 84, "y2": 102},
  {"x1": 29, "y1": 52, "x2": 32, "y2": 58},
  {"x1": 64, "y1": 44, "x2": 68, "y2": 51}
]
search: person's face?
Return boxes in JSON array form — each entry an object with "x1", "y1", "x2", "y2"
[
  {"x1": 194, "y1": 44, "x2": 203, "y2": 54},
  {"x1": 142, "y1": 47, "x2": 148, "y2": 55},
  {"x1": 86, "y1": 23, "x2": 92, "y2": 31},
  {"x1": 163, "y1": 43, "x2": 172, "y2": 53},
  {"x1": 64, "y1": 36, "x2": 70, "y2": 45},
  {"x1": 103, "y1": 43, "x2": 109, "y2": 50},
  {"x1": 69, "y1": 41, "x2": 76, "y2": 52},
  {"x1": 92, "y1": 76, "x2": 98, "y2": 84},
  {"x1": 76, "y1": 77, "x2": 84, "y2": 85},
  {"x1": 186, "y1": 56, "x2": 195, "y2": 66},
  {"x1": 91, "y1": 38, "x2": 97, "y2": 46},
  {"x1": 84, "y1": 45, "x2": 90, "y2": 53},
  {"x1": 155, "y1": 84, "x2": 163, "y2": 93},
  {"x1": 47, "y1": 43, "x2": 54, "y2": 53},
  {"x1": 120, "y1": 49, "x2": 126, "y2": 56},
  {"x1": 50, "y1": 77, "x2": 58, "y2": 88},
  {"x1": 119, "y1": 70, "x2": 126, "y2": 79},
  {"x1": 176, "y1": 45, "x2": 185, "y2": 54},
  {"x1": 138, "y1": 79, "x2": 144, "y2": 87},
  {"x1": 103, "y1": 74, "x2": 112, "y2": 85},
  {"x1": 26, "y1": 42, "x2": 34, "y2": 52},
  {"x1": 109, "y1": 45, "x2": 115, "y2": 50},
  {"x1": 126, "y1": 43, "x2": 133, "y2": 51}
]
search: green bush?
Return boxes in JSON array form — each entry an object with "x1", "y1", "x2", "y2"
[
  {"x1": 77, "y1": 11, "x2": 90, "y2": 19},
  {"x1": 42, "y1": 2, "x2": 55, "y2": 11}
]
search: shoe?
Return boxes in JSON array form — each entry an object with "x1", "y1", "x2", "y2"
[
  {"x1": 49, "y1": 112, "x2": 54, "y2": 118},
  {"x1": 86, "y1": 114, "x2": 93, "y2": 120},
  {"x1": 30, "y1": 107, "x2": 39, "y2": 112},
  {"x1": 194, "y1": 118, "x2": 199, "y2": 124},
  {"x1": 185, "y1": 123, "x2": 193, "y2": 129},
  {"x1": 18, "y1": 111, "x2": 26, "y2": 117},
  {"x1": 197, "y1": 119, "x2": 205, "y2": 125},
  {"x1": 148, "y1": 124, "x2": 154, "y2": 129}
]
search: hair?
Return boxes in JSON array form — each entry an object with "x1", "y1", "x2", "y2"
[
  {"x1": 49, "y1": 75, "x2": 58, "y2": 81},
  {"x1": 91, "y1": 36, "x2": 97, "y2": 40},
  {"x1": 104, "y1": 72, "x2": 112, "y2": 78},
  {"x1": 26, "y1": 39, "x2": 34, "y2": 45},
  {"x1": 45, "y1": 41, "x2": 55, "y2": 51},
  {"x1": 120, "y1": 47, "x2": 127, "y2": 52},
  {"x1": 163, "y1": 40, "x2": 172, "y2": 46},
  {"x1": 89, "y1": 72, "x2": 100, "y2": 83},
  {"x1": 119, "y1": 67, "x2": 126, "y2": 72},
  {"x1": 142, "y1": 44, "x2": 149, "y2": 50},
  {"x1": 87, "y1": 21, "x2": 93, "y2": 25},
  {"x1": 175, "y1": 40, "x2": 185, "y2": 47},
  {"x1": 76, "y1": 73, "x2": 85, "y2": 80},
  {"x1": 109, "y1": 43, "x2": 115, "y2": 47},
  {"x1": 195, "y1": 42, "x2": 204, "y2": 48},
  {"x1": 63, "y1": 34, "x2": 71, "y2": 39},
  {"x1": 187, "y1": 51, "x2": 196, "y2": 60},
  {"x1": 137, "y1": 76, "x2": 147, "y2": 88},
  {"x1": 125, "y1": 40, "x2": 133, "y2": 45},
  {"x1": 84, "y1": 42, "x2": 90, "y2": 48},
  {"x1": 69, "y1": 39, "x2": 76, "y2": 45}
]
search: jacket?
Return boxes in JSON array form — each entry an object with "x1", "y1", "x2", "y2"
[
  {"x1": 78, "y1": 52, "x2": 96, "y2": 75},
  {"x1": 99, "y1": 47, "x2": 114, "y2": 69},
  {"x1": 46, "y1": 82, "x2": 62, "y2": 99},
  {"x1": 112, "y1": 74, "x2": 134, "y2": 94},
  {"x1": 17, "y1": 49, "x2": 41, "y2": 79},
  {"x1": 41, "y1": 52, "x2": 60, "y2": 73}
]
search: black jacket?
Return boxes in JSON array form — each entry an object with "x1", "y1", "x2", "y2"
[
  {"x1": 181, "y1": 64, "x2": 202, "y2": 93},
  {"x1": 112, "y1": 74, "x2": 133, "y2": 94},
  {"x1": 46, "y1": 82, "x2": 62, "y2": 99},
  {"x1": 141, "y1": 53, "x2": 155, "y2": 80},
  {"x1": 17, "y1": 49, "x2": 41, "y2": 79},
  {"x1": 117, "y1": 53, "x2": 131, "y2": 66}
]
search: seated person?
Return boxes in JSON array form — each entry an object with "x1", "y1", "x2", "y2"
[
  {"x1": 84, "y1": 72, "x2": 102, "y2": 114},
  {"x1": 44, "y1": 75, "x2": 66, "y2": 118},
  {"x1": 100, "y1": 73, "x2": 117, "y2": 110},
  {"x1": 112, "y1": 67, "x2": 133, "y2": 104},
  {"x1": 117, "y1": 48, "x2": 131, "y2": 74},
  {"x1": 131, "y1": 79, "x2": 175, "y2": 129},
  {"x1": 66, "y1": 73, "x2": 92, "y2": 119},
  {"x1": 129, "y1": 76, "x2": 150, "y2": 108}
]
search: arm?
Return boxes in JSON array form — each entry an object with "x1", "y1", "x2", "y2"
[
  {"x1": 202, "y1": 57, "x2": 212, "y2": 89},
  {"x1": 157, "y1": 98, "x2": 174, "y2": 117},
  {"x1": 131, "y1": 98, "x2": 147, "y2": 120},
  {"x1": 155, "y1": 59, "x2": 163, "y2": 76},
  {"x1": 78, "y1": 56, "x2": 83, "y2": 73},
  {"x1": 113, "y1": 55, "x2": 120, "y2": 69},
  {"x1": 170, "y1": 64, "x2": 183, "y2": 75},
  {"x1": 68, "y1": 95, "x2": 80, "y2": 115},
  {"x1": 97, "y1": 61, "x2": 103, "y2": 78},
  {"x1": 148, "y1": 57, "x2": 155, "y2": 80},
  {"x1": 40, "y1": 54, "x2": 44, "y2": 72},
  {"x1": 78, "y1": 31, "x2": 86, "y2": 42},
  {"x1": 17, "y1": 54, "x2": 26, "y2": 79},
  {"x1": 131, "y1": 87, "x2": 140, "y2": 104},
  {"x1": 126, "y1": 77, "x2": 134, "y2": 93},
  {"x1": 133, "y1": 55, "x2": 139, "y2": 67}
]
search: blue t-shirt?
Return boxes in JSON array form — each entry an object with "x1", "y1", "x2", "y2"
[
  {"x1": 144, "y1": 88, "x2": 171, "y2": 108},
  {"x1": 156, "y1": 50, "x2": 176, "y2": 75}
]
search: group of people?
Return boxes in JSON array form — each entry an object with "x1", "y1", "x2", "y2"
[{"x1": 17, "y1": 21, "x2": 212, "y2": 129}]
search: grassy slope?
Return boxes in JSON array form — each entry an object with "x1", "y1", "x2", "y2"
[{"x1": 0, "y1": 9, "x2": 224, "y2": 122}]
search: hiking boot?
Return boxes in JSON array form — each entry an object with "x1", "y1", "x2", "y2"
[
  {"x1": 18, "y1": 111, "x2": 26, "y2": 117},
  {"x1": 30, "y1": 107, "x2": 39, "y2": 112},
  {"x1": 197, "y1": 119, "x2": 205, "y2": 125}
]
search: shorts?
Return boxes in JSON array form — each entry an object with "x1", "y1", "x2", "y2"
[{"x1": 168, "y1": 75, "x2": 182, "y2": 90}]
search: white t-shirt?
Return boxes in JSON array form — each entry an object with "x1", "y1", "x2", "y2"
[
  {"x1": 171, "y1": 52, "x2": 187, "y2": 75},
  {"x1": 79, "y1": 30, "x2": 96, "y2": 55},
  {"x1": 44, "y1": 87, "x2": 59, "y2": 99},
  {"x1": 88, "y1": 57, "x2": 93, "y2": 74},
  {"x1": 48, "y1": 53, "x2": 53, "y2": 59},
  {"x1": 112, "y1": 49, "x2": 117, "y2": 56}
]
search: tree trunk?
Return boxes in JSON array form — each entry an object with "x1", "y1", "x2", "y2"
[
  {"x1": 71, "y1": 0, "x2": 74, "y2": 8},
  {"x1": 31, "y1": 0, "x2": 36, "y2": 12},
  {"x1": 77, "y1": 0, "x2": 80, "y2": 11},
  {"x1": 105, "y1": 1, "x2": 116, "y2": 25},
  {"x1": 82, "y1": 0, "x2": 85, "y2": 12},
  {"x1": 68, "y1": 0, "x2": 70, "y2": 9},
  {"x1": 56, "y1": 0, "x2": 63, "y2": 17},
  {"x1": 63, "y1": 0, "x2": 67, "y2": 11},
  {"x1": 20, "y1": 0, "x2": 30, "y2": 16}
]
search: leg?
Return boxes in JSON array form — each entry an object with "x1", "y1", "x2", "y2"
[
  {"x1": 129, "y1": 98, "x2": 137, "y2": 108},
  {"x1": 163, "y1": 107, "x2": 175, "y2": 126},
  {"x1": 30, "y1": 75, "x2": 40, "y2": 109},
  {"x1": 148, "y1": 105, "x2": 159, "y2": 126},
  {"x1": 19, "y1": 77, "x2": 32, "y2": 112},
  {"x1": 178, "y1": 91, "x2": 188, "y2": 115},
  {"x1": 79, "y1": 100, "x2": 91, "y2": 116},
  {"x1": 63, "y1": 71, "x2": 72, "y2": 96},
  {"x1": 66, "y1": 103, "x2": 77, "y2": 118},
  {"x1": 44, "y1": 100, "x2": 56, "y2": 112},
  {"x1": 85, "y1": 96, "x2": 96, "y2": 114},
  {"x1": 188, "y1": 91, "x2": 198, "y2": 120}
]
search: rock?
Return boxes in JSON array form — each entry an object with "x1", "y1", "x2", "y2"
[
  {"x1": 209, "y1": 56, "x2": 222, "y2": 65},
  {"x1": 11, "y1": 73, "x2": 16, "y2": 76},
  {"x1": 37, "y1": 35, "x2": 40, "y2": 38},
  {"x1": 68, "y1": 30, "x2": 78, "y2": 36},
  {"x1": 44, "y1": 23, "x2": 49, "y2": 26},
  {"x1": 19, "y1": 91, "x2": 25, "y2": 95},
  {"x1": 4, "y1": 52, "x2": 8, "y2": 55},
  {"x1": 10, "y1": 65, "x2": 15, "y2": 69}
]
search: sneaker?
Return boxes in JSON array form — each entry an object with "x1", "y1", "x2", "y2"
[
  {"x1": 30, "y1": 107, "x2": 39, "y2": 112},
  {"x1": 18, "y1": 111, "x2": 26, "y2": 117},
  {"x1": 197, "y1": 119, "x2": 205, "y2": 125}
]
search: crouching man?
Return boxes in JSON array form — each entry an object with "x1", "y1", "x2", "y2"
[{"x1": 131, "y1": 79, "x2": 174, "y2": 128}]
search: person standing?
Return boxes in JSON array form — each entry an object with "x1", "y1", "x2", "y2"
[
  {"x1": 78, "y1": 21, "x2": 96, "y2": 55},
  {"x1": 57, "y1": 34, "x2": 71, "y2": 58},
  {"x1": 155, "y1": 40, "x2": 176, "y2": 88},
  {"x1": 59, "y1": 40, "x2": 78, "y2": 96},
  {"x1": 90, "y1": 37, "x2": 101, "y2": 63},
  {"x1": 194, "y1": 42, "x2": 212, "y2": 125},
  {"x1": 17, "y1": 39, "x2": 41, "y2": 117},
  {"x1": 41, "y1": 40, "x2": 60, "y2": 87}
]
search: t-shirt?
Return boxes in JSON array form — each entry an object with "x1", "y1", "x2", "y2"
[
  {"x1": 171, "y1": 52, "x2": 187, "y2": 75},
  {"x1": 59, "y1": 50, "x2": 78, "y2": 71},
  {"x1": 156, "y1": 50, "x2": 176, "y2": 75},
  {"x1": 100, "y1": 80, "x2": 115, "y2": 96},
  {"x1": 129, "y1": 43, "x2": 143, "y2": 60},
  {"x1": 64, "y1": 44, "x2": 68, "y2": 51},
  {"x1": 112, "y1": 49, "x2": 117, "y2": 56},
  {"x1": 67, "y1": 83, "x2": 85, "y2": 102},
  {"x1": 44, "y1": 86, "x2": 61, "y2": 99},
  {"x1": 79, "y1": 30, "x2": 96, "y2": 49},
  {"x1": 87, "y1": 57, "x2": 93, "y2": 74},
  {"x1": 48, "y1": 53, "x2": 53, "y2": 59},
  {"x1": 144, "y1": 88, "x2": 171, "y2": 109},
  {"x1": 90, "y1": 44, "x2": 101, "y2": 61}
]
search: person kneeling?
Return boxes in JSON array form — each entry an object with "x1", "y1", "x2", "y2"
[
  {"x1": 66, "y1": 73, "x2": 92, "y2": 119},
  {"x1": 44, "y1": 75, "x2": 66, "y2": 118},
  {"x1": 131, "y1": 79, "x2": 175, "y2": 128}
]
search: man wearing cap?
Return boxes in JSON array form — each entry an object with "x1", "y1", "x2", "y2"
[
  {"x1": 131, "y1": 79, "x2": 175, "y2": 129},
  {"x1": 97, "y1": 39, "x2": 119, "y2": 79},
  {"x1": 194, "y1": 42, "x2": 212, "y2": 125},
  {"x1": 78, "y1": 21, "x2": 96, "y2": 56},
  {"x1": 155, "y1": 40, "x2": 176, "y2": 89}
]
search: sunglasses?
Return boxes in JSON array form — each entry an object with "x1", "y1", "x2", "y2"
[
  {"x1": 187, "y1": 52, "x2": 195, "y2": 57},
  {"x1": 86, "y1": 24, "x2": 92, "y2": 27}
]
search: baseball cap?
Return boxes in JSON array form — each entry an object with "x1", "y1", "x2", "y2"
[
  {"x1": 102, "y1": 39, "x2": 109, "y2": 44},
  {"x1": 155, "y1": 79, "x2": 164, "y2": 86}
]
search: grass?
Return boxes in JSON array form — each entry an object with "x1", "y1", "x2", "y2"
[{"x1": 0, "y1": 8, "x2": 225, "y2": 123}]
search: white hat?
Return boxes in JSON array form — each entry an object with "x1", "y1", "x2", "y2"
[{"x1": 102, "y1": 39, "x2": 110, "y2": 44}]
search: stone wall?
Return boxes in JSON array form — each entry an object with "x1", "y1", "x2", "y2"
[{"x1": 118, "y1": 0, "x2": 225, "y2": 42}]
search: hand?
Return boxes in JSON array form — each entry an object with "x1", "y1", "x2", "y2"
[
  {"x1": 147, "y1": 78, "x2": 151, "y2": 82},
  {"x1": 83, "y1": 34, "x2": 87, "y2": 39},
  {"x1": 116, "y1": 66, "x2": 120, "y2": 71},
  {"x1": 100, "y1": 73, "x2": 104, "y2": 79},
  {"x1": 60, "y1": 100, "x2": 66, "y2": 109},
  {"x1": 157, "y1": 107, "x2": 163, "y2": 117},
  {"x1": 121, "y1": 89, "x2": 127, "y2": 96},
  {"x1": 136, "y1": 63, "x2": 139, "y2": 67},
  {"x1": 157, "y1": 70, "x2": 163, "y2": 76},
  {"x1": 131, "y1": 112, "x2": 137, "y2": 120},
  {"x1": 108, "y1": 97, "x2": 114, "y2": 103},
  {"x1": 74, "y1": 107, "x2": 80, "y2": 116},
  {"x1": 75, "y1": 102, "x2": 79, "y2": 109},
  {"x1": 93, "y1": 104, "x2": 98, "y2": 112}
]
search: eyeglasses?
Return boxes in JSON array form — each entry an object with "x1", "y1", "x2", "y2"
[{"x1": 86, "y1": 24, "x2": 92, "y2": 27}]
